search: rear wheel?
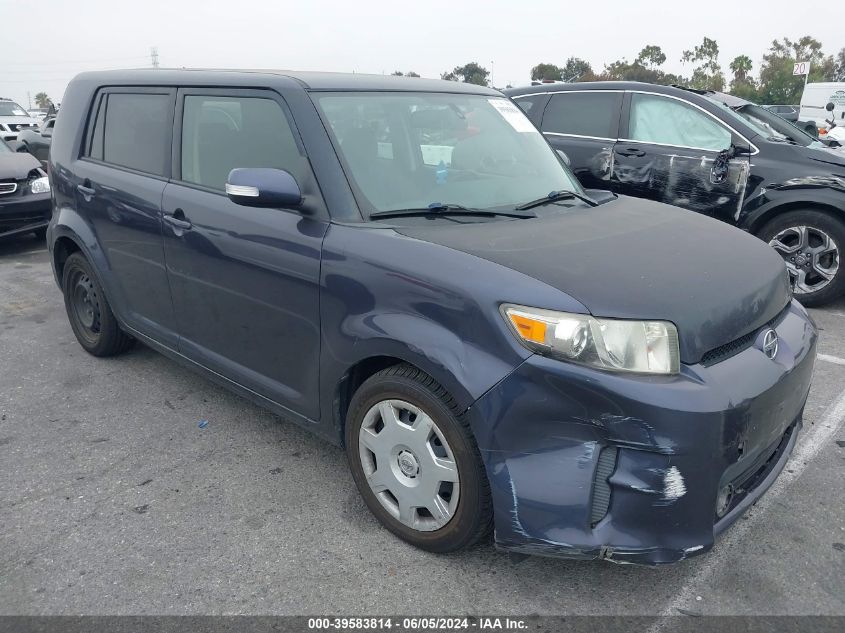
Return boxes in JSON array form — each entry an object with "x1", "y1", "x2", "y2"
[
  {"x1": 61, "y1": 252, "x2": 133, "y2": 356},
  {"x1": 758, "y1": 210, "x2": 845, "y2": 306},
  {"x1": 345, "y1": 363, "x2": 492, "y2": 553}
]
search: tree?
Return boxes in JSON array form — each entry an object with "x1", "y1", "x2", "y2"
[
  {"x1": 729, "y1": 55, "x2": 758, "y2": 100},
  {"x1": 391, "y1": 71, "x2": 420, "y2": 77},
  {"x1": 530, "y1": 63, "x2": 563, "y2": 82},
  {"x1": 562, "y1": 57, "x2": 593, "y2": 81},
  {"x1": 636, "y1": 45, "x2": 666, "y2": 69},
  {"x1": 34, "y1": 92, "x2": 51, "y2": 108},
  {"x1": 441, "y1": 62, "x2": 489, "y2": 86},
  {"x1": 833, "y1": 48, "x2": 845, "y2": 81},
  {"x1": 406, "y1": 71, "x2": 420, "y2": 78},
  {"x1": 758, "y1": 36, "x2": 834, "y2": 104},
  {"x1": 681, "y1": 37, "x2": 724, "y2": 91}
]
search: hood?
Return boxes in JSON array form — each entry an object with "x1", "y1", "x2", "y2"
[
  {"x1": 396, "y1": 197, "x2": 790, "y2": 365},
  {"x1": 0, "y1": 152, "x2": 42, "y2": 179}
]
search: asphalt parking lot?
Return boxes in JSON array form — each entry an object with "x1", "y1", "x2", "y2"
[{"x1": 0, "y1": 233, "x2": 843, "y2": 616}]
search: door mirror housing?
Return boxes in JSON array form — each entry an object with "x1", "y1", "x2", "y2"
[
  {"x1": 225, "y1": 168, "x2": 302, "y2": 208},
  {"x1": 6, "y1": 140, "x2": 28, "y2": 153},
  {"x1": 730, "y1": 143, "x2": 752, "y2": 157},
  {"x1": 555, "y1": 149, "x2": 571, "y2": 166}
]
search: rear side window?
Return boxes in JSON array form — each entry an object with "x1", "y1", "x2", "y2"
[
  {"x1": 180, "y1": 95, "x2": 302, "y2": 191},
  {"x1": 542, "y1": 92, "x2": 620, "y2": 138},
  {"x1": 512, "y1": 94, "x2": 549, "y2": 121},
  {"x1": 85, "y1": 92, "x2": 171, "y2": 175}
]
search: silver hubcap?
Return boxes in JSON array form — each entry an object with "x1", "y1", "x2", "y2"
[
  {"x1": 358, "y1": 399, "x2": 459, "y2": 532},
  {"x1": 769, "y1": 225, "x2": 839, "y2": 295}
]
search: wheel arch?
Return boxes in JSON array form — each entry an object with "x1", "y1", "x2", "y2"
[{"x1": 747, "y1": 198, "x2": 845, "y2": 236}]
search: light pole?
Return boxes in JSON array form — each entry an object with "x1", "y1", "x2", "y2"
[{"x1": 490, "y1": 60, "x2": 494, "y2": 88}]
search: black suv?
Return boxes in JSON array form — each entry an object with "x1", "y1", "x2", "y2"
[{"x1": 505, "y1": 81, "x2": 845, "y2": 305}]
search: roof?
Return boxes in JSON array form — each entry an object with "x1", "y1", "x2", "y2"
[
  {"x1": 69, "y1": 68, "x2": 502, "y2": 95},
  {"x1": 504, "y1": 81, "x2": 666, "y2": 96}
]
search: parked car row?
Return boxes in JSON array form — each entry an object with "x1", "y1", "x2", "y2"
[
  {"x1": 44, "y1": 69, "x2": 817, "y2": 566},
  {"x1": 505, "y1": 81, "x2": 845, "y2": 306},
  {"x1": 0, "y1": 97, "x2": 41, "y2": 142},
  {"x1": 0, "y1": 137, "x2": 51, "y2": 239}
]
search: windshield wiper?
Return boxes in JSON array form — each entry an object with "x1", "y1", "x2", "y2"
[
  {"x1": 369, "y1": 202, "x2": 535, "y2": 220},
  {"x1": 515, "y1": 190, "x2": 598, "y2": 211}
]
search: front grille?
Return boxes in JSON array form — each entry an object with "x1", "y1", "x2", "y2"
[
  {"x1": 6, "y1": 123, "x2": 34, "y2": 132},
  {"x1": 590, "y1": 447, "x2": 618, "y2": 526},
  {"x1": 700, "y1": 303, "x2": 791, "y2": 366},
  {"x1": 0, "y1": 181, "x2": 17, "y2": 195}
]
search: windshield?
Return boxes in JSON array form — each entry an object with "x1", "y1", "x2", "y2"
[
  {"x1": 0, "y1": 101, "x2": 29, "y2": 117},
  {"x1": 735, "y1": 104, "x2": 825, "y2": 148},
  {"x1": 705, "y1": 97, "x2": 770, "y2": 138},
  {"x1": 315, "y1": 92, "x2": 580, "y2": 218}
]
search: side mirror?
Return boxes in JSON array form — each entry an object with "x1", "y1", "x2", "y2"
[
  {"x1": 6, "y1": 140, "x2": 27, "y2": 153},
  {"x1": 225, "y1": 168, "x2": 302, "y2": 208},
  {"x1": 555, "y1": 149, "x2": 571, "y2": 166},
  {"x1": 826, "y1": 102, "x2": 835, "y2": 112},
  {"x1": 731, "y1": 143, "x2": 752, "y2": 156}
]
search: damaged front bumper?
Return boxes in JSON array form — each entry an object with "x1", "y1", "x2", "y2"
[{"x1": 468, "y1": 300, "x2": 817, "y2": 565}]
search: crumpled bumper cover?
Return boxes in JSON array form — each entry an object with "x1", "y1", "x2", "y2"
[
  {"x1": 0, "y1": 191, "x2": 51, "y2": 237},
  {"x1": 468, "y1": 300, "x2": 817, "y2": 565}
]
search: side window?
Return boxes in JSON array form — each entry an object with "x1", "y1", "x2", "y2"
[
  {"x1": 180, "y1": 95, "x2": 302, "y2": 191},
  {"x1": 542, "y1": 92, "x2": 620, "y2": 138},
  {"x1": 101, "y1": 93, "x2": 170, "y2": 175},
  {"x1": 628, "y1": 93, "x2": 732, "y2": 151},
  {"x1": 512, "y1": 94, "x2": 548, "y2": 122}
]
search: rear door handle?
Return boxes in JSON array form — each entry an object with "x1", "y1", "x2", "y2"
[
  {"x1": 617, "y1": 147, "x2": 646, "y2": 158},
  {"x1": 163, "y1": 210, "x2": 192, "y2": 230}
]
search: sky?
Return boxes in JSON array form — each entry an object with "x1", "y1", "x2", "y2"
[{"x1": 2, "y1": 0, "x2": 841, "y2": 108}]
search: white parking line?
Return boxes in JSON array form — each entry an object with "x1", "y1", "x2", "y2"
[
  {"x1": 818, "y1": 353, "x2": 845, "y2": 366},
  {"x1": 653, "y1": 387, "x2": 845, "y2": 622}
]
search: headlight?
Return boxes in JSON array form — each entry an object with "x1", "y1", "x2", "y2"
[
  {"x1": 29, "y1": 176, "x2": 50, "y2": 194},
  {"x1": 501, "y1": 304, "x2": 680, "y2": 375}
]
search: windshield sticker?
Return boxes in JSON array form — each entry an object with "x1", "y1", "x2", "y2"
[{"x1": 488, "y1": 99, "x2": 536, "y2": 133}]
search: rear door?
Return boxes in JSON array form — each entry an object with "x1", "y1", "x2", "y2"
[
  {"x1": 75, "y1": 88, "x2": 178, "y2": 346},
  {"x1": 612, "y1": 91, "x2": 750, "y2": 222},
  {"x1": 535, "y1": 90, "x2": 622, "y2": 190},
  {"x1": 161, "y1": 88, "x2": 327, "y2": 420}
]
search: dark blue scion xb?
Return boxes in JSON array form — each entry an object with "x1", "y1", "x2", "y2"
[{"x1": 48, "y1": 70, "x2": 817, "y2": 565}]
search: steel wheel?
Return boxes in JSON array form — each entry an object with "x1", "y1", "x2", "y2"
[
  {"x1": 70, "y1": 271, "x2": 102, "y2": 337},
  {"x1": 358, "y1": 398, "x2": 460, "y2": 532},
  {"x1": 769, "y1": 224, "x2": 840, "y2": 295}
]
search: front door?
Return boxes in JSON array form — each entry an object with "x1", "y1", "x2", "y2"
[
  {"x1": 161, "y1": 89, "x2": 327, "y2": 420},
  {"x1": 612, "y1": 91, "x2": 750, "y2": 223}
]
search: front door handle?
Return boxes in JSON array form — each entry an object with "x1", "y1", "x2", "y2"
[
  {"x1": 617, "y1": 147, "x2": 646, "y2": 158},
  {"x1": 163, "y1": 209, "x2": 192, "y2": 230},
  {"x1": 77, "y1": 184, "x2": 95, "y2": 197}
]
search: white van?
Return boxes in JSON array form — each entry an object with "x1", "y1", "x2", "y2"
[{"x1": 799, "y1": 82, "x2": 845, "y2": 134}]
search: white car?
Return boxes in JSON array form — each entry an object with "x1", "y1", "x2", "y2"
[
  {"x1": 0, "y1": 98, "x2": 41, "y2": 142},
  {"x1": 798, "y1": 82, "x2": 845, "y2": 135}
]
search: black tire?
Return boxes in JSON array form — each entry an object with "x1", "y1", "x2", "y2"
[
  {"x1": 345, "y1": 363, "x2": 492, "y2": 553},
  {"x1": 61, "y1": 252, "x2": 133, "y2": 356},
  {"x1": 757, "y1": 210, "x2": 845, "y2": 307},
  {"x1": 32, "y1": 227, "x2": 47, "y2": 241}
]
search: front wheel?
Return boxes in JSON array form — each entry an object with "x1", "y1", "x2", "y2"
[
  {"x1": 345, "y1": 364, "x2": 492, "y2": 553},
  {"x1": 758, "y1": 210, "x2": 845, "y2": 307}
]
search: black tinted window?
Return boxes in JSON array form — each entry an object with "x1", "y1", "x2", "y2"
[
  {"x1": 513, "y1": 94, "x2": 548, "y2": 118},
  {"x1": 542, "y1": 92, "x2": 620, "y2": 138},
  {"x1": 101, "y1": 93, "x2": 170, "y2": 175},
  {"x1": 181, "y1": 95, "x2": 302, "y2": 191}
]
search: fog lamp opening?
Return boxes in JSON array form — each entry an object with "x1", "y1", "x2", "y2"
[{"x1": 716, "y1": 484, "x2": 734, "y2": 518}]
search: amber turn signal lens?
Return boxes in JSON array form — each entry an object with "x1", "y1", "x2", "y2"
[{"x1": 508, "y1": 313, "x2": 547, "y2": 344}]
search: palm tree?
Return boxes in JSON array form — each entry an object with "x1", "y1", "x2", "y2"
[
  {"x1": 729, "y1": 55, "x2": 753, "y2": 82},
  {"x1": 34, "y1": 92, "x2": 51, "y2": 109}
]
